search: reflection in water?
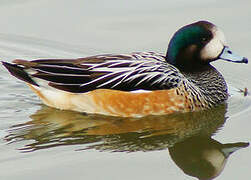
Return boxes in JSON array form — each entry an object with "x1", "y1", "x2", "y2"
[
  {"x1": 6, "y1": 104, "x2": 227, "y2": 151},
  {"x1": 5, "y1": 104, "x2": 249, "y2": 179},
  {"x1": 169, "y1": 136, "x2": 249, "y2": 180}
]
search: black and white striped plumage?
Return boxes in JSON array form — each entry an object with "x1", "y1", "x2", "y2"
[{"x1": 5, "y1": 52, "x2": 185, "y2": 93}]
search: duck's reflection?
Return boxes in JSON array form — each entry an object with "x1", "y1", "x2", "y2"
[
  {"x1": 6, "y1": 104, "x2": 227, "y2": 151},
  {"x1": 169, "y1": 135, "x2": 248, "y2": 180},
  {"x1": 5, "y1": 104, "x2": 249, "y2": 179}
]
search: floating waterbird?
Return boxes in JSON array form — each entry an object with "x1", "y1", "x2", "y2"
[{"x1": 2, "y1": 21, "x2": 248, "y2": 117}]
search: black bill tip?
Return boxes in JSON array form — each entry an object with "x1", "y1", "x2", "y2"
[{"x1": 242, "y1": 57, "x2": 248, "y2": 64}]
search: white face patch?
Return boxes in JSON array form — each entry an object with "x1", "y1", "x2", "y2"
[{"x1": 200, "y1": 27, "x2": 227, "y2": 60}]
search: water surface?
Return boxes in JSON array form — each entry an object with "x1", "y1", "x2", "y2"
[{"x1": 0, "y1": 1, "x2": 251, "y2": 180}]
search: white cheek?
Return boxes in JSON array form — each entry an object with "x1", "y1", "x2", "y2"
[
  {"x1": 215, "y1": 28, "x2": 227, "y2": 45},
  {"x1": 200, "y1": 38, "x2": 224, "y2": 60}
]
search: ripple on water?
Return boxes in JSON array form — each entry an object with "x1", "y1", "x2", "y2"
[{"x1": 227, "y1": 85, "x2": 251, "y2": 117}]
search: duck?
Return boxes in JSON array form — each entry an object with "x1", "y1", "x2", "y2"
[{"x1": 2, "y1": 20, "x2": 248, "y2": 117}]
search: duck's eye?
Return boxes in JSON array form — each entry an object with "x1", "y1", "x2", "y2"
[{"x1": 201, "y1": 37, "x2": 208, "y2": 42}]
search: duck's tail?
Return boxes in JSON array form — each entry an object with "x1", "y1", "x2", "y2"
[{"x1": 2, "y1": 61, "x2": 38, "y2": 86}]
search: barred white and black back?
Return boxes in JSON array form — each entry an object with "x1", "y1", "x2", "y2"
[{"x1": 3, "y1": 52, "x2": 185, "y2": 93}]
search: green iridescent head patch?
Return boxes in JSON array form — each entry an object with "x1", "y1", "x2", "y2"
[{"x1": 167, "y1": 24, "x2": 208, "y2": 65}]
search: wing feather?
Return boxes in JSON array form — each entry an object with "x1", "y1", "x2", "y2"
[{"x1": 7, "y1": 52, "x2": 184, "y2": 93}]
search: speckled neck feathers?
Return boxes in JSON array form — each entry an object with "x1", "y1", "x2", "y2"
[{"x1": 183, "y1": 65, "x2": 228, "y2": 107}]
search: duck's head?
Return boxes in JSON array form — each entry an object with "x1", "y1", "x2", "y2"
[{"x1": 167, "y1": 21, "x2": 248, "y2": 71}]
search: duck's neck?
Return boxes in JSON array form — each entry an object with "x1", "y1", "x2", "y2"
[{"x1": 183, "y1": 64, "x2": 228, "y2": 106}]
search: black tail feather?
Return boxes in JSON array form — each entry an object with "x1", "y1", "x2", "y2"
[{"x1": 2, "y1": 61, "x2": 39, "y2": 86}]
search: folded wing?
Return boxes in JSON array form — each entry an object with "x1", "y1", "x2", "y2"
[{"x1": 2, "y1": 54, "x2": 183, "y2": 93}]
